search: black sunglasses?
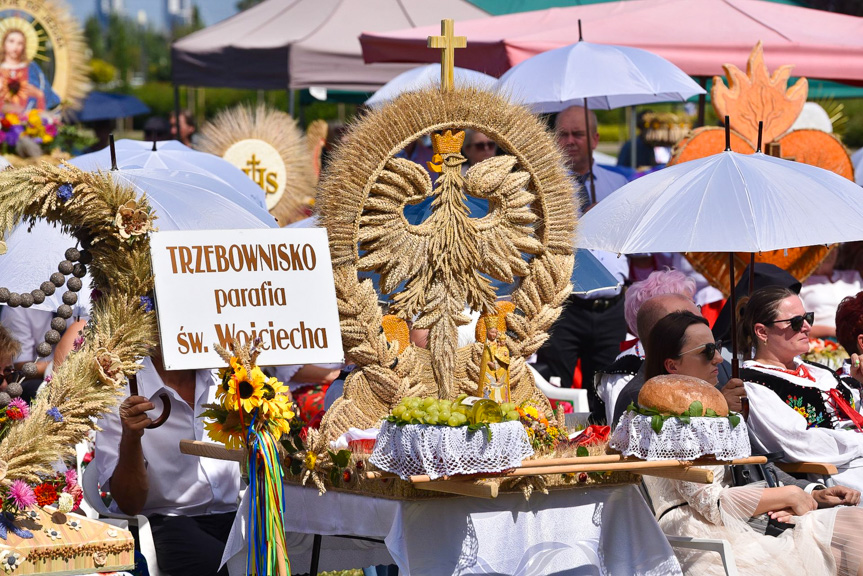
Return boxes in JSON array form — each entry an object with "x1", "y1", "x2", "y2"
[
  {"x1": 679, "y1": 340, "x2": 723, "y2": 362},
  {"x1": 766, "y1": 312, "x2": 814, "y2": 333},
  {"x1": 1, "y1": 365, "x2": 20, "y2": 385}
]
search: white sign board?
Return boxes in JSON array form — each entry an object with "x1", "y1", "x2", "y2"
[{"x1": 150, "y1": 228, "x2": 344, "y2": 370}]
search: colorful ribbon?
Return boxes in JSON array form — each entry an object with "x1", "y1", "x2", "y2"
[{"x1": 245, "y1": 412, "x2": 290, "y2": 575}]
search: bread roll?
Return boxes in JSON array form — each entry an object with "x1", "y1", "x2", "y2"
[{"x1": 638, "y1": 374, "x2": 729, "y2": 417}]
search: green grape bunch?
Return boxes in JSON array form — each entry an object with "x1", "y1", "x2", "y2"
[{"x1": 387, "y1": 395, "x2": 521, "y2": 427}]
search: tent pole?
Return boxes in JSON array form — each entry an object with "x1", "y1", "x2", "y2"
[
  {"x1": 289, "y1": 89, "x2": 296, "y2": 118},
  {"x1": 696, "y1": 76, "x2": 707, "y2": 128},
  {"x1": 173, "y1": 84, "x2": 182, "y2": 142}
]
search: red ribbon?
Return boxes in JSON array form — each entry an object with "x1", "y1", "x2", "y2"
[
  {"x1": 827, "y1": 388, "x2": 863, "y2": 433},
  {"x1": 573, "y1": 425, "x2": 611, "y2": 446}
]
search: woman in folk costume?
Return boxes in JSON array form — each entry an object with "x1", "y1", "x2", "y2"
[
  {"x1": 738, "y1": 286, "x2": 863, "y2": 493},
  {"x1": 642, "y1": 311, "x2": 863, "y2": 576},
  {"x1": 478, "y1": 315, "x2": 511, "y2": 403}
]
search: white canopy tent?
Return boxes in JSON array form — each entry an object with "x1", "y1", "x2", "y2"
[{"x1": 171, "y1": 0, "x2": 488, "y2": 92}]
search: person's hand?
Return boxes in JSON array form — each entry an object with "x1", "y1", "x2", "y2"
[
  {"x1": 812, "y1": 485, "x2": 861, "y2": 508},
  {"x1": 766, "y1": 485, "x2": 817, "y2": 519},
  {"x1": 767, "y1": 509, "x2": 796, "y2": 524},
  {"x1": 785, "y1": 486, "x2": 818, "y2": 516},
  {"x1": 119, "y1": 395, "x2": 154, "y2": 439},
  {"x1": 722, "y1": 378, "x2": 747, "y2": 413},
  {"x1": 849, "y1": 354, "x2": 863, "y2": 382}
]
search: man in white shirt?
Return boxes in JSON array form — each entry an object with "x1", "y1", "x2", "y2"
[
  {"x1": 94, "y1": 354, "x2": 240, "y2": 575},
  {"x1": 535, "y1": 105, "x2": 629, "y2": 422}
]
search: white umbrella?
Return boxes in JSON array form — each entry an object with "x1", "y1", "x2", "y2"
[
  {"x1": 496, "y1": 39, "x2": 705, "y2": 113},
  {"x1": 366, "y1": 63, "x2": 497, "y2": 108},
  {"x1": 0, "y1": 166, "x2": 278, "y2": 313},
  {"x1": 577, "y1": 134, "x2": 863, "y2": 376},
  {"x1": 577, "y1": 150, "x2": 863, "y2": 255},
  {"x1": 72, "y1": 139, "x2": 267, "y2": 210},
  {"x1": 496, "y1": 23, "x2": 704, "y2": 203}
]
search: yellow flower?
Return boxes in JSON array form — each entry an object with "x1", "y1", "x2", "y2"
[
  {"x1": 258, "y1": 376, "x2": 295, "y2": 420},
  {"x1": 524, "y1": 405, "x2": 539, "y2": 419},
  {"x1": 224, "y1": 365, "x2": 265, "y2": 413},
  {"x1": 27, "y1": 110, "x2": 41, "y2": 125},
  {"x1": 5, "y1": 113, "x2": 19, "y2": 125},
  {"x1": 304, "y1": 451, "x2": 317, "y2": 471},
  {"x1": 204, "y1": 418, "x2": 245, "y2": 450}
]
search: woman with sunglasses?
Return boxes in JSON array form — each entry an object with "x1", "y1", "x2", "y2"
[
  {"x1": 643, "y1": 310, "x2": 863, "y2": 576},
  {"x1": 739, "y1": 286, "x2": 863, "y2": 493}
]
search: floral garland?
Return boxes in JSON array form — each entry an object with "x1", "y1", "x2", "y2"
[{"x1": 0, "y1": 161, "x2": 159, "y2": 542}]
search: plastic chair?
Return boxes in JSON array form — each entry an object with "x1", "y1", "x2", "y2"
[
  {"x1": 775, "y1": 462, "x2": 838, "y2": 487},
  {"x1": 528, "y1": 364, "x2": 590, "y2": 419},
  {"x1": 81, "y1": 460, "x2": 162, "y2": 576},
  {"x1": 638, "y1": 480, "x2": 739, "y2": 576}
]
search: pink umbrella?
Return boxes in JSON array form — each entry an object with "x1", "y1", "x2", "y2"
[{"x1": 360, "y1": 0, "x2": 863, "y2": 83}]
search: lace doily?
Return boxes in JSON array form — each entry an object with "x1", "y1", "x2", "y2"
[
  {"x1": 370, "y1": 420, "x2": 534, "y2": 480},
  {"x1": 610, "y1": 412, "x2": 751, "y2": 461}
]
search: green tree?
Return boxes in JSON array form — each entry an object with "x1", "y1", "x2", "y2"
[{"x1": 83, "y1": 16, "x2": 105, "y2": 60}]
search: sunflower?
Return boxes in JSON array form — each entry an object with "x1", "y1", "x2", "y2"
[
  {"x1": 204, "y1": 415, "x2": 245, "y2": 450},
  {"x1": 258, "y1": 377, "x2": 295, "y2": 420},
  {"x1": 224, "y1": 365, "x2": 265, "y2": 413}
]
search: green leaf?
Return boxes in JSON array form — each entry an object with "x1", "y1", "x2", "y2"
[
  {"x1": 334, "y1": 449, "x2": 352, "y2": 468},
  {"x1": 576, "y1": 446, "x2": 589, "y2": 458},
  {"x1": 687, "y1": 401, "x2": 703, "y2": 417},
  {"x1": 329, "y1": 468, "x2": 341, "y2": 486},
  {"x1": 728, "y1": 414, "x2": 741, "y2": 428},
  {"x1": 651, "y1": 414, "x2": 665, "y2": 434},
  {"x1": 677, "y1": 414, "x2": 691, "y2": 425},
  {"x1": 705, "y1": 408, "x2": 718, "y2": 417},
  {"x1": 289, "y1": 460, "x2": 302, "y2": 476}
]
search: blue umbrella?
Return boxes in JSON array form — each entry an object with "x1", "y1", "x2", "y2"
[{"x1": 69, "y1": 92, "x2": 150, "y2": 122}]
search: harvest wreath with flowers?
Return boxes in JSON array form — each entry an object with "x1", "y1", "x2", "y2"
[{"x1": 0, "y1": 160, "x2": 157, "y2": 563}]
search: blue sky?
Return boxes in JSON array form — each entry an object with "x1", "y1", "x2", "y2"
[{"x1": 64, "y1": 0, "x2": 240, "y2": 31}]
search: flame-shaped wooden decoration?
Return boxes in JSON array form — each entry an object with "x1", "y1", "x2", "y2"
[{"x1": 669, "y1": 43, "x2": 855, "y2": 296}]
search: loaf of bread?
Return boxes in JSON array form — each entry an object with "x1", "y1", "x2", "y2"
[{"x1": 638, "y1": 374, "x2": 729, "y2": 417}]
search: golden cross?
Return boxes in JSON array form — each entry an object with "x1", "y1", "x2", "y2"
[{"x1": 428, "y1": 19, "x2": 466, "y2": 92}]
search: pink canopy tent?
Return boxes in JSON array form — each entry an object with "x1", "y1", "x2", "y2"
[{"x1": 360, "y1": 0, "x2": 863, "y2": 84}]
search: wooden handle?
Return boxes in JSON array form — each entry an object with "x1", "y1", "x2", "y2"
[{"x1": 129, "y1": 375, "x2": 172, "y2": 429}]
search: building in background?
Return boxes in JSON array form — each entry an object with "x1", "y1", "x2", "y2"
[{"x1": 165, "y1": 0, "x2": 193, "y2": 30}]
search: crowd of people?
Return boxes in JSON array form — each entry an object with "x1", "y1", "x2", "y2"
[{"x1": 3, "y1": 102, "x2": 863, "y2": 576}]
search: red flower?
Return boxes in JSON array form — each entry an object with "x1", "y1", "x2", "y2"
[
  {"x1": 6, "y1": 406, "x2": 25, "y2": 420},
  {"x1": 82, "y1": 452, "x2": 93, "y2": 464},
  {"x1": 0, "y1": 118, "x2": 10, "y2": 130},
  {"x1": 33, "y1": 483, "x2": 59, "y2": 507}
]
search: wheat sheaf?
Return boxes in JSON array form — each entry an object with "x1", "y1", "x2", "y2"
[{"x1": 313, "y1": 87, "x2": 575, "y2": 451}]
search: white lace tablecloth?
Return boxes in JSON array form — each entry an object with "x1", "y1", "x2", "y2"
[
  {"x1": 222, "y1": 483, "x2": 683, "y2": 576},
  {"x1": 610, "y1": 412, "x2": 751, "y2": 461},
  {"x1": 370, "y1": 420, "x2": 534, "y2": 480}
]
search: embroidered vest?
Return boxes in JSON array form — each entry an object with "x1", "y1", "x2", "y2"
[{"x1": 740, "y1": 364, "x2": 856, "y2": 430}]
